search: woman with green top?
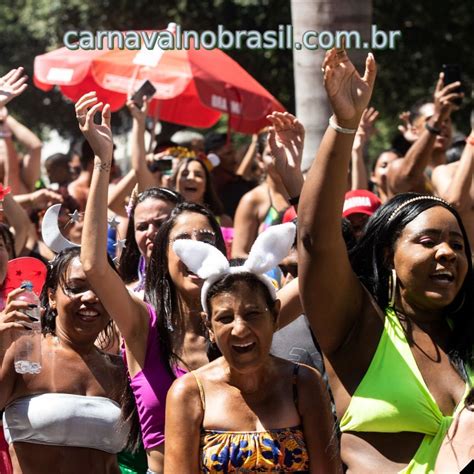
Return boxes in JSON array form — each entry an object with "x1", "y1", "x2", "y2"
[{"x1": 296, "y1": 47, "x2": 473, "y2": 472}]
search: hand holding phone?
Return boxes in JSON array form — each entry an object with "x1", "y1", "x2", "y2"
[
  {"x1": 148, "y1": 157, "x2": 173, "y2": 173},
  {"x1": 442, "y1": 64, "x2": 463, "y2": 107},
  {"x1": 131, "y1": 80, "x2": 157, "y2": 108}
]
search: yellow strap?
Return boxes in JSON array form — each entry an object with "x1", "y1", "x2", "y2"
[{"x1": 191, "y1": 371, "x2": 206, "y2": 411}]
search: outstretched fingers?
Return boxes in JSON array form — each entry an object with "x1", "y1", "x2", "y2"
[
  {"x1": 435, "y1": 73, "x2": 444, "y2": 94},
  {"x1": 75, "y1": 91, "x2": 97, "y2": 109},
  {"x1": 75, "y1": 92, "x2": 99, "y2": 125},
  {"x1": 102, "y1": 103, "x2": 111, "y2": 128},
  {"x1": 85, "y1": 101, "x2": 103, "y2": 128},
  {"x1": 2, "y1": 67, "x2": 25, "y2": 86},
  {"x1": 440, "y1": 80, "x2": 462, "y2": 96},
  {"x1": 362, "y1": 52, "x2": 377, "y2": 88}
]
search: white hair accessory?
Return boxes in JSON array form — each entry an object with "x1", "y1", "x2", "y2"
[{"x1": 173, "y1": 222, "x2": 296, "y2": 314}]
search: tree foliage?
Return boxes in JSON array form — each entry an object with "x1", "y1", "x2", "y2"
[
  {"x1": 371, "y1": 0, "x2": 472, "y2": 156},
  {"x1": 0, "y1": 0, "x2": 471, "y2": 150}
]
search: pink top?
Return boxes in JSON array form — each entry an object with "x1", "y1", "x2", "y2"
[{"x1": 124, "y1": 304, "x2": 187, "y2": 449}]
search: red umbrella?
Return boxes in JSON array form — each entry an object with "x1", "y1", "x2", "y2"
[{"x1": 34, "y1": 27, "x2": 285, "y2": 133}]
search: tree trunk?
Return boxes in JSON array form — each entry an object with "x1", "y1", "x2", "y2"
[{"x1": 291, "y1": 0, "x2": 372, "y2": 171}]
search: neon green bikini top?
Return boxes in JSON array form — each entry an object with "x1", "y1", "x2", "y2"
[{"x1": 340, "y1": 306, "x2": 473, "y2": 474}]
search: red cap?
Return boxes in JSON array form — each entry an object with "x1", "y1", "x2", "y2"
[{"x1": 342, "y1": 190, "x2": 381, "y2": 218}]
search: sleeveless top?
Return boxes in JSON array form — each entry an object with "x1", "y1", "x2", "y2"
[
  {"x1": 193, "y1": 365, "x2": 310, "y2": 472},
  {"x1": 258, "y1": 188, "x2": 290, "y2": 234},
  {"x1": 123, "y1": 303, "x2": 187, "y2": 449},
  {"x1": 340, "y1": 306, "x2": 473, "y2": 473},
  {"x1": 3, "y1": 393, "x2": 129, "y2": 453}
]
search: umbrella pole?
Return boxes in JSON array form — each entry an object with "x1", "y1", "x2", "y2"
[{"x1": 226, "y1": 113, "x2": 232, "y2": 145}]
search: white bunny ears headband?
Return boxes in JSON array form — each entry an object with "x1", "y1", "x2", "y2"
[{"x1": 173, "y1": 222, "x2": 296, "y2": 314}]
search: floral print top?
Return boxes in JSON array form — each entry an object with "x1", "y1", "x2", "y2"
[{"x1": 200, "y1": 425, "x2": 309, "y2": 473}]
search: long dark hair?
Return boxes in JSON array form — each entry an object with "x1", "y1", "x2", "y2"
[
  {"x1": 349, "y1": 193, "x2": 474, "y2": 371},
  {"x1": 40, "y1": 247, "x2": 141, "y2": 451},
  {"x1": 119, "y1": 187, "x2": 183, "y2": 284},
  {"x1": 0, "y1": 223, "x2": 16, "y2": 260},
  {"x1": 144, "y1": 202, "x2": 226, "y2": 377},
  {"x1": 169, "y1": 158, "x2": 225, "y2": 217}
]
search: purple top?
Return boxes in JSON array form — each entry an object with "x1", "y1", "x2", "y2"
[{"x1": 124, "y1": 303, "x2": 187, "y2": 449}]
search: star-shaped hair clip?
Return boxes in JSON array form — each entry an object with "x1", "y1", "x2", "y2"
[
  {"x1": 108, "y1": 215, "x2": 120, "y2": 230},
  {"x1": 68, "y1": 210, "x2": 82, "y2": 224},
  {"x1": 64, "y1": 209, "x2": 83, "y2": 230},
  {"x1": 114, "y1": 238, "x2": 127, "y2": 251}
]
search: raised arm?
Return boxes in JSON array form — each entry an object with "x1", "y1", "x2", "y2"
[
  {"x1": 432, "y1": 133, "x2": 474, "y2": 212},
  {"x1": 387, "y1": 75, "x2": 462, "y2": 195},
  {"x1": 350, "y1": 107, "x2": 378, "y2": 190},
  {"x1": 236, "y1": 134, "x2": 258, "y2": 180},
  {"x1": 78, "y1": 92, "x2": 149, "y2": 350},
  {"x1": 298, "y1": 49, "x2": 376, "y2": 354},
  {"x1": 231, "y1": 189, "x2": 260, "y2": 258},
  {"x1": 267, "y1": 111, "x2": 305, "y2": 208},
  {"x1": 0, "y1": 68, "x2": 28, "y2": 109},
  {"x1": 1, "y1": 109, "x2": 22, "y2": 194},
  {"x1": 127, "y1": 98, "x2": 156, "y2": 192},
  {"x1": 6, "y1": 114, "x2": 42, "y2": 192},
  {"x1": 2, "y1": 191, "x2": 30, "y2": 256},
  {"x1": 107, "y1": 168, "x2": 137, "y2": 217}
]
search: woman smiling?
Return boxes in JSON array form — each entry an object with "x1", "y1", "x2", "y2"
[
  {"x1": 164, "y1": 225, "x2": 341, "y2": 473},
  {"x1": 297, "y1": 47, "x2": 474, "y2": 472},
  {"x1": 0, "y1": 248, "x2": 133, "y2": 474}
]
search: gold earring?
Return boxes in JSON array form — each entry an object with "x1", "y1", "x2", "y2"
[{"x1": 388, "y1": 269, "x2": 397, "y2": 307}]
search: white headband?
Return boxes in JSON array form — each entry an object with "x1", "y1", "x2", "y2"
[{"x1": 172, "y1": 222, "x2": 296, "y2": 314}]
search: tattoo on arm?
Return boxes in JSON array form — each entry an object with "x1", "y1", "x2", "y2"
[{"x1": 94, "y1": 161, "x2": 112, "y2": 172}]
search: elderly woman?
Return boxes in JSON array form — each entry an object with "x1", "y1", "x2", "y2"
[
  {"x1": 0, "y1": 248, "x2": 134, "y2": 473},
  {"x1": 164, "y1": 224, "x2": 341, "y2": 473},
  {"x1": 297, "y1": 48, "x2": 473, "y2": 473}
]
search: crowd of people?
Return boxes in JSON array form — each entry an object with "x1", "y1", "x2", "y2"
[{"x1": 0, "y1": 45, "x2": 473, "y2": 474}]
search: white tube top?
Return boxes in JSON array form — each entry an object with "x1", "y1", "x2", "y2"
[{"x1": 2, "y1": 393, "x2": 129, "y2": 454}]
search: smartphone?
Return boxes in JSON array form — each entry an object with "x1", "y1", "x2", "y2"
[
  {"x1": 148, "y1": 158, "x2": 173, "y2": 173},
  {"x1": 442, "y1": 64, "x2": 463, "y2": 106},
  {"x1": 131, "y1": 80, "x2": 157, "y2": 108}
]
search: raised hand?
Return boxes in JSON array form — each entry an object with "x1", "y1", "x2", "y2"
[
  {"x1": 397, "y1": 111, "x2": 418, "y2": 143},
  {"x1": 433, "y1": 73, "x2": 463, "y2": 120},
  {"x1": 75, "y1": 92, "x2": 113, "y2": 162},
  {"x1": 126, "y1": 96, "x2": 150, "y2": 126},
  {"x1": 322, "y1": 48, "x2": 376, "y2": 127},
  {"x1": 267, "y1": 111, "x2": 305, "y2": 197},
  {"x1": 0, "y1": 68, "x2": 28, "y2": 108},
  {"x1": 353, "y1": 107, "x2": 379, "y2": 149}
]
